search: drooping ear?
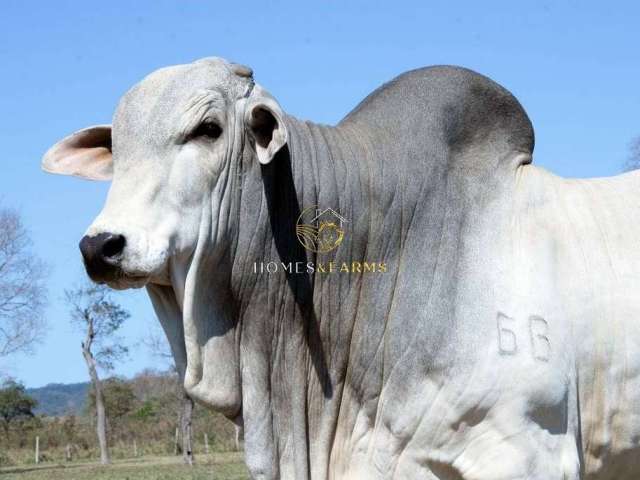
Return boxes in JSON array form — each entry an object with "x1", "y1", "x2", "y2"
[
  {"x1": 41, "y1": 125, "x2": 113, "y2": 181},
  {"x1": 244, "y1": 87, "x2": 288, "y2": 165}
]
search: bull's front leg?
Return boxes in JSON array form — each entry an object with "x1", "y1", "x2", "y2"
[
  {"x1": 333, "y1": 375, "x2": 582, "y2": 480},
  {"x1": 353, "y1": 312, "x2": 581, "y2": 479},
  {"x1": 409, "y1": 313, "x2": 581, "y2": 480},
  {"x1": 389, "y1": 387, "x2": 583, "y2": 480}
]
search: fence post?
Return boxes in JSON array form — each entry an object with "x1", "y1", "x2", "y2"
[
  {"x1": 174, "y1": 427, "x2": 179, "y2": 455},
  {"x1": 133, "y1": 439, "x2": 138, "y2": 457},
  {"x1": 65, "y1": 443, "x2": 72, "y2": 462},
  {"x1": 181, "y1": 395, "x2": 194, "y2": 466},
  {"x1": 35, "y1": 436, "x2": 39, "y2": 464},
  {"x1": 204, "y1": 433, "x2": 209, "y2": 454},
  {"x1": 235, "y1": 425, "x2": 243, "y2": 451}
]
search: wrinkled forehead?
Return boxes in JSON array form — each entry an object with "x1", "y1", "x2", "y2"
[{"x1": 113, "y1": 58, "x2": 246, "y2": 150}]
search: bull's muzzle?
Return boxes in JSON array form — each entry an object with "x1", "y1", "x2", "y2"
[{"x1": 79, "y1": 232, "x2": 126, "y2": 282}]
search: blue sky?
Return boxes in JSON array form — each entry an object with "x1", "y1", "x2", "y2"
[{"x1": 1, "y1": 1, "x2": 638, "y2": 387}]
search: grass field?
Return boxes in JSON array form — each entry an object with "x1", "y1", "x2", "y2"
[{"x1": 0, "y1": 452, "x2": 250, "y2": 480}]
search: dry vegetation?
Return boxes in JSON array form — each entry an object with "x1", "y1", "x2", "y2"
[{"x1": 0, "y1": 370, "x2": 241, "y2": 472}]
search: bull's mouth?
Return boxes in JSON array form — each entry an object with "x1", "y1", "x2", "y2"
[
  {"x1": 95, "y1": 264, "x2": 171, "y2": 290},
  {"x1": 105, "y1": 273, "x2": 150, "y2": 290},
  {"x1": 82, "y1": 255, "x2": 154, "y2": 290}
]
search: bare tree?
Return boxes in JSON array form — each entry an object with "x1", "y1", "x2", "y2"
[
  {"x1": 623, "y1": 136, "x2": 640, "y2": 172},
  {"x1": 143, "y1": 322, "x2": 195, "y2": 465},
  {"x1": 141, "y1": 324, "x2": 174, "y2": 369},
  {"x1": 180, "y1": 392, "x2": 195, "y2": 465},
  {"x1": 0, "y1": 208, "x2": 47, "y2": 357},
  {"x1": 66, "y1": 284, "x2": 130, "y2": 465}
]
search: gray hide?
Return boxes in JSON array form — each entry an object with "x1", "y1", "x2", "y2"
[{"x1": 42, "y1": 57, "x2": 640, "y2": 480}]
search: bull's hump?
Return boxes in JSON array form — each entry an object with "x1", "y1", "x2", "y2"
[{"x1": 339, "y1": 65, "x2": 535, "y2": 158}]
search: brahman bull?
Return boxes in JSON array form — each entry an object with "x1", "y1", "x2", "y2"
[{"x1": 42, "y1": 57, "x2": 640, "y2": 480}]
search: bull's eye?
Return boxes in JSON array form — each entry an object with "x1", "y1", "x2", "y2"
[{"x1": 191, "y1": 120, "x2": 222, "y2": 141}]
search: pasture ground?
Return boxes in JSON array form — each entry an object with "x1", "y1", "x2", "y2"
[{"x1": 0, "y1": 452, "x2": 249, "y2": 480}]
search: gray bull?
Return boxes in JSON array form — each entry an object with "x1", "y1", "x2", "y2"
[{"x1": 43, "y1": 57, "x2": 640, "y2": 479}]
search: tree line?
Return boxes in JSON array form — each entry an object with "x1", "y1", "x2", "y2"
[{"x1": 0, "y1": 370, "x2": 239, "y2": 467}]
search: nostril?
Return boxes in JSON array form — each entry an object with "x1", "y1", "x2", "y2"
[
  {"x1": 102, "y1": 234, "x2": 126, "y2": 259},
  {"x1": 78, "y1": 233, "x2": 125, "y2": 282}
]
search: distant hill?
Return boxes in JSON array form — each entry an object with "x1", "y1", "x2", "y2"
[{"x1": 27, "y1": 382, "x2": 90, "y2": 416}]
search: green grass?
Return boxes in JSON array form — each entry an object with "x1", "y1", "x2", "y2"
[{"x1": 0, "y1": 453, "x2": 250, "y2": 480}]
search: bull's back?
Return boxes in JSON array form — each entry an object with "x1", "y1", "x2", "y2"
[{"x1": 519, "y1": 166, "x2": 640, "y2": 479}]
